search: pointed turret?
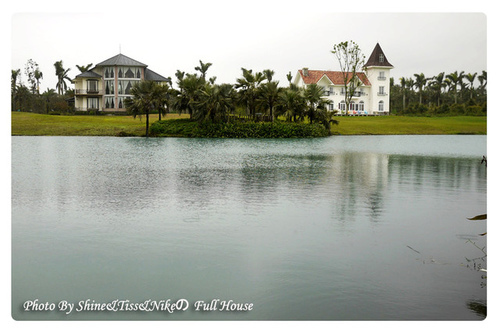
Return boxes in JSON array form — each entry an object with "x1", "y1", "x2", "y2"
[{"x1": 364, "y1": 43, "x2": 393, "y2": 68}]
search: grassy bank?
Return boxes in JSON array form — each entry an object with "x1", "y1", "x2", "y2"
[
  {"x1": 331, "y1": 115, "x2": 486, "y2": 135},
  {"x1": 11, "y1": 112, "x2": 486, "y2": 137}
]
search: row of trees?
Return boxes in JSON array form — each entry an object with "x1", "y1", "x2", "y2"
[
  {"x1": 126, "y1": 60, "x2": 338, "y2": 136},
  {"x1": 11, "y1": 59, "x2": 74, "y2": 113},
  {"x1": 390, "y1": 70, "x2": 487, "y2": 115}
]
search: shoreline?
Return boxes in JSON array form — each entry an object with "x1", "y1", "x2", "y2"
[{"x1": 11, "y1": 112, "x2": 487, "y2": 137}]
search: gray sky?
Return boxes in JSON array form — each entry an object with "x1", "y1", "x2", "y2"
[{"x1": 9, "y1": 3, "x2": 489, "y2": 93}]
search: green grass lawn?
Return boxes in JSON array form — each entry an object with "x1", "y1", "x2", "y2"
[
  {"x1": 331, "y1": 115, "x2": 486, "y2": 135},
  {"x1": 11, "y1": 112, "x2": 189, "y2": 136},
  {"x1": 11, "y1": 112, "x2": 486, "y2": 136}
]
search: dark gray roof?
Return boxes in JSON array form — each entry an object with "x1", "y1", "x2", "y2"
[
  {"x1": 95, "y1": 54, "x2": 147, "y2": 67},
  {"x1": 364, "y1": 43, "x2": 393, "y2": 68},
  {"x1": 75, "y1": 71, "x2": 102, "y2": 79},
  {"x1": 145, "y1": 68, "x2": 170, "y2": 82}
]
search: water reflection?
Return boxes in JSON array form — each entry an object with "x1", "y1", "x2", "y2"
[{"x1": 12, "y1": 136, "x2": 487, "y2": 320}]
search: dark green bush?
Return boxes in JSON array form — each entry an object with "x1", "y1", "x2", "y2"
[{"x1": 150, "y1": 119, "x2": 330, "y2": 138}]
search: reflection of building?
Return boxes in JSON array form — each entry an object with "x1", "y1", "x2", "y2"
[
  {"x1": 293, "y1": 43, "x2": 393, "y2": 115},
  {"x1": 73, "y1": 54, "x2": 169, "y2": 113}
]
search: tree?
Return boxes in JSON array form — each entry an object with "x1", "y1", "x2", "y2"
[
  {"x1": 277, "y1": 85, "x2": 305, "y2": 122},
  {"x1": 446, "y1": 71, "x2": 464, "y2": 104},
  {"x1": 125, "y1": 80, "x2": 157, "y2": 137},
  {"x1": 24, "y1": 59, "x2": 39, "y2": 94},
  {"x1": 429, "y1": 72, "x2": 446, "y2": 107},
  {"x1": 258, "y1": 80, "x2": 281, "y2": 122},
  {"x1": 11, "y1": 69, "x2": 21, "y2": 110},
  {"x1": 151, "y1": 81, "x2": 172, "y2": 122},
  {"x1": 303, "y1": 83, "x2": 326, "y2": 124},
  {"x1": 173, "y1": 73, "x2": 205, "y2": 118},
  {"x1": 413, "y1": 73, "x2": 427, "y2": 104},
  {"x1": 465, "y1": 72, "x2": 477, "y2": 100},
  {"x1": 34, "y1": 68, "x2": 43, "y2": 95},
  {"x1": 54, "y1": 60, "x2": 71, "y2": 95},
  {"x1": 194, "y1": 60, "x2": 212, "y2": 80},
  {"x1": 235, "y1": 68, "x2": 265, "y2": 118},
  {"x1": 195, "y1": 83, "x2": 235, "y2": 122},
  {"x1": 76, "y1": 63, "x2": 93, "y2": 73},
  {"x1": 331, "y1": 41, "x2": 365, "y2": 115}
]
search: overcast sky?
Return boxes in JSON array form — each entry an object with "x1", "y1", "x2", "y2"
[{"x1": 9, "y1": 2, "x2": 489, "y2": 93}]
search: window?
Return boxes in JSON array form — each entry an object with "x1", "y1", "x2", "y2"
[
  {"x1": 379, "y1": 54, "x2": 385, "y2": 63},
  {"x1": 378, "y1": 86, "x2": 385, "y2": 95},
  {"x1": 105, "y1": 80, "x2": 114, "y2": 95},
  {"x1": 359, "y1": 101, "x2": 364, "y2": 111},
  {"x1": 339, "y1": 101, "x2": 346, "y2": 111},
  {"x1": 87, "y1": 80, "x2": 98, "y2": 93},
  {"x1": 378, "y1": 100, "x2": 384, "y2": 112},
  {"x1": 104, "y1": 67, "x2": 114, "y2": 79},
  {"x1": 118, "y1": 80, "x2": 136, "y2": 95},
  {"x1": 87, "y1": 97, "x2": 99, "y2": 109},
  {"x1": 118, "y1": 67, "x2": 142, "y2": 79},
  {"x1": 105, "y1": 97, "x2": 115, "y2": 109},
  {"x1": 328, "y1": 103, "x2": 334, "y2": 111},
  {"x1": 378, "y1": 71, "x2": 386, "y2": 80}
]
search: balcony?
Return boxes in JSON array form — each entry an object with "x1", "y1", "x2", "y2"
[
  {"x1": 378, "y1": 76, "x2": 386, "y2": 81},
  {"x1": 75, "y1": 89, "x2": 103, "y2": 95}
]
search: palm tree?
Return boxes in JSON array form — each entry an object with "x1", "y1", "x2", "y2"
[
  {"x1": 235, "y1": 68, "x2": 265, "y2": 119},
  {"x1": 125, "y1": 80, "x2": 157, "y2": 137},
  {"x1": 413, "y1": 73, "x2": 427, "y2": 104},
  {"x1": 41, "y1": 88, "x2": 57, "y2": 113},
  {"x1": 54, "y1": 60, "x2": 71, "y2": 95},
  {"x1": 258, "y1": 80, "x2": 281, "y2": 122},
  {"x1": 174, "y1": 73, "x2": 205, "y2": 118},
  {"x1": 277, "y1": 85, "x2": 305, "y2": 122},
  {"x1": 195, "y1": 60, "x2": 212, "y2": 80},
  {"x1": 303, "y1": 83, "x2": 326, "y2": 124},
  {"x1": 34, "y1": 69, "x2": 43, "y2": 94},
  {"x1": 430, "y1": 72, "x2": 446, "y2": 107},
  {"x1": 76, "y1": 63, "x2": 93, "y2": 73},
  {"x1": 465, "y1": 72, "x2": 477, "y2": 100},
  {"x1": 195, "y1": 83, "x2": 235, "y2": 122},
  {"x1": 446, "y1": 71, "x2": 464, "y2": 104},
  {"x1": 11, "y1": 69, "x2": 21, "y2": 110},
  {"x1": 151, "y1": 82, "x2": 172, "y2": 122},
  {"x1": 399, "y1": 77, "x2": 407, "y2": 112}
]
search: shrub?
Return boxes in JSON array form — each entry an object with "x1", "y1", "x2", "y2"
[{"x1": 150, "y1": 119, "x2": 330, "y2": 138}]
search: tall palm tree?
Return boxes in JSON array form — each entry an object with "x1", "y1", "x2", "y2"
[
  {"x1": 446, "y1": 71, "x2": 464, "y2": 104},
  {"x1": 125, "y1": 80, "x2": 157, "y2": 137},
  {"x1": 11, "y1": 69, "x2": 21, "y2": 110},
  {"x1": 430, "y1": 72, "x2": 446, "y2": 106},
  {"x1": 413, "y1": 73, "x2": 427, "y2": 104},
  {"x1": 465, "y1": 72, "x2": 477, "y2": 100},
  {"x1": 54, "y1": 60, "x2": 71, "y2": 95},
  {"x1": 399, "y1": 77, "x2": 407, "y2": 112},
  {"x1": 34, "y1": 69, "x2": 43, "y2": 95}
]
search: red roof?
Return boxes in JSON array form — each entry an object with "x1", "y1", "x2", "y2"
[{"x1": 298, "y1": 70, "x2": 371, "y2": 86}]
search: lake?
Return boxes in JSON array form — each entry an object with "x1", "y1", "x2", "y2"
[{"x1": 11, "y1": 135, "x2": 487, "y2": 320}]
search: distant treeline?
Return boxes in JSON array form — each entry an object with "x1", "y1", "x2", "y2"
[{"x1": 390, "y1": 71, "x2": 487, "y2": 116}]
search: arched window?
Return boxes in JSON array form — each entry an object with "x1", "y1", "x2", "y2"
[
  {"x1": 359, "y1": 101, "x2": 365, "y2": 111},
  {"x1": 339, "y1": 100, "x2": 346, "y2": 111},
  {"x1": 378, "y1": 100, "x2": 384, "y2": 112}
]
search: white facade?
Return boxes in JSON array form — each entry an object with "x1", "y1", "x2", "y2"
[{"x1": 293, "y1": 43, "x2": 393, "y2": 115}]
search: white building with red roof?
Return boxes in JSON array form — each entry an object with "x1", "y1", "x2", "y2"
[{"x1": 293, "y1": 43, "x2": 393, "y2": 115}]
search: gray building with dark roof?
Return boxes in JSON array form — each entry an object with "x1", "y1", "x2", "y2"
[{"x1": 73, "y1": 53, "x2": 169, "y2": 113}]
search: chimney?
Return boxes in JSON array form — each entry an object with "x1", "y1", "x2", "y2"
[{"x1": 303, "y1": 68, "x2": 309, "y2": 77}]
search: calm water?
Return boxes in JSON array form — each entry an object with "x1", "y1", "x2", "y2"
[{"x1": 12, "y1": 135, "x2": 487, "y2": 320}]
